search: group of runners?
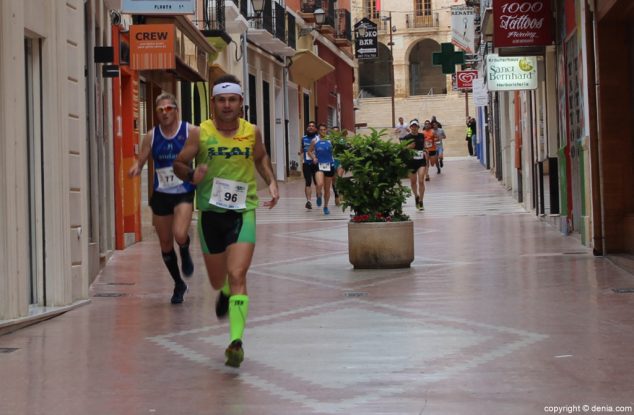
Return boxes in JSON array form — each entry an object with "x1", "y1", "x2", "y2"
[
  {"x1": 128, "y1": 74, "x2": 278, "y2": 369},
  {"x1": 300, "y1": 116, "x2": 447, "y2": 214},
  {"x1": 396, "y1": 116, "x2": 446, "y2": 211}
]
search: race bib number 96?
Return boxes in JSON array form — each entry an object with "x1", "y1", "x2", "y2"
[{"x1": 210, "y1": 177, "x2": 248, "y2": 210}]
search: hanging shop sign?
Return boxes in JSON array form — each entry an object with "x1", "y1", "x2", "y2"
[
  {"x1": 354, "y1": 18, "x2": 378, "y2": 60},
  {"x1": 122, "y1": 0, "x2": 195, "y2": 15},
  {"x1": 130, "y1": 24, "x2": 176, "y2": 70},
  {"x1": 451, "y1": 6, "x2": 477, "y2": 54},
  {"x1": 456, "y1": 70, "x2": 478, "y2": 89},
  {"x1": 486, "y1": 54, "x2": 537, "y2": 90},
  {"x1": 472, "y1": 78, "x2": 489, "y2": 106},
  {"x1": 493, "y1": 0, "x2": 554, "y2": 48}
]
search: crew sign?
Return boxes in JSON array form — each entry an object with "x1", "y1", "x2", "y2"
[{"x1": 354, "y1": 18, "x2": 378, "y2": 60}]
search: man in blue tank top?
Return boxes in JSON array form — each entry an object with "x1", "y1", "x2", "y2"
[
  {"x1": 128, "y1": 92, "x2": 198, "y2": 304},
  {"x1": 308, "y1": 123, "x2": 335, "y2": 215}
]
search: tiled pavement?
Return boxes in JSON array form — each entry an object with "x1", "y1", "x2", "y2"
[{"x1": 1, "y1": 158, "x2": 633, "y2": 415}]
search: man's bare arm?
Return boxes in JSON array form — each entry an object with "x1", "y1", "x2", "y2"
[
  {"x1": 174, "y1": 125, "x2": 206, "y2": 184},
  {"x1": 253, "y1": 127, "x2": 279, "y2": 208},
  {"x1": 128, "y1": 131, "x2": 153, "y2": 177}
]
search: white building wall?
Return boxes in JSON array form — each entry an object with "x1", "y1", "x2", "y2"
[{"x1": 0, "y1": 0, "x2": 88, "y2": 320}]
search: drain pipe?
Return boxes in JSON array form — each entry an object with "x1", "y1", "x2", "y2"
[{"x1": 241, "y1": 33, "x2": 250, "y2": 120}]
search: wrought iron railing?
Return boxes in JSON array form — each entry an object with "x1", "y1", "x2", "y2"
[
  {"x1": 200, "y1": 0, "x2": 226, "y2": 32},
  {"x1": 300, "y1": 0, "x2": 321, "y2": 13},
  {"x1": 274, "y1": 2, "x2": 286, "y2": 42},
  {"x1": 405, "y1": 13, "x2": 439, "y2": 29},
  {"x1": 335, "y1": 9, "x2": 351, "y2": 41},
  {"x1": 324, "y1": 0, "x2": 335, "y2": 27},
  {"x1": 287, "y1": 13, "x2": 297, "y2": 49}
]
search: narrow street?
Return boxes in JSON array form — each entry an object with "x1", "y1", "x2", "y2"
[{"x1": 1, "y1": 158, "x2": 633, "y2": 415}]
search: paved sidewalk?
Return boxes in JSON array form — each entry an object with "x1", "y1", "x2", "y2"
[{"x1": 1, "y1": 158, "x2": 633, "y2": 415}]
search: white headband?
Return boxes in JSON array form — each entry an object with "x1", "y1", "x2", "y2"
[{"x1": 213, "y1": 82, "x2": 243, "y2": 97}]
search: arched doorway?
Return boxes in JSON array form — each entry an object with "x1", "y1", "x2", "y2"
[
  {"x1": 359, "y1": 43, "x2": 392, "y2": 98},
  {"x1": 409, "y1": 39, "x2": 446, "y2": 96}
]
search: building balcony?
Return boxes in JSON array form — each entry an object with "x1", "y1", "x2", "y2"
[
  {"x1": 333, "y1": 8, "x2": 351, "y2": 46},
  {"x1": 480, "y1": 0, "x2": 493, "y2": 40},
  {"x1": 299, "y1": 0, "x2": 335, "y2": 33},
  {"x1": 405, "y1": 13, "x2": 439, "y2": 29},
  {"x1": 246, "y1": 0, "x2": 295, "y2": 57},
  {"x1": 198, "y1": 0, "x2": 248, "y2": 39}
]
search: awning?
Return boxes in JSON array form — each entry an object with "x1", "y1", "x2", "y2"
[{"x1": 289, "y1": 50, "x2": 334, "y2": 89}]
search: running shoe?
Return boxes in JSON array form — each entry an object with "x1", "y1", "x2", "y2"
[
  {"x1": 170, "y1": 281, "x2": 187, "y2": 304},
  {"x1": 420, "y1": 202, "x2": 425, "y2": 211},
  {"x1": 316, "y1": 196, "x2": 322, "y2": 207},
  {"x1": 215, "y1": 291, "x2": 229, "y2": 319},
  {"x1": 225, "y1": 340, "x2": 244, "y2": 368},
  {"x1": 180, "y1": 247, "x2": 194, "y2": 277},
  {"x1": 305, "y1": 201, "x2": 312, "y2": 210},
  {"x1": 323, "y1": 207, "x2": 330, "y2": 215}
]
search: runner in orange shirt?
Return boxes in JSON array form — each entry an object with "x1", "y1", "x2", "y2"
[{"x1": 422, "y1": 120, "x2": 438, "y2": 182}]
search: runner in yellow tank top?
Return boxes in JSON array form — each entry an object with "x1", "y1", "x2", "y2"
[{"x1": 174, "y1": 75, "x2": 279, "y2": 368}]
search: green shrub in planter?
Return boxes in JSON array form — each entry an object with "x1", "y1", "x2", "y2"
[{"x1": 332, "y1": 129, "x2": 412, "y2": 222}]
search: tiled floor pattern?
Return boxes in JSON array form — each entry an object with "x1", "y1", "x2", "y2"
[{"x1": 1, "y1": 158, "x2": 633, "y2": 415}]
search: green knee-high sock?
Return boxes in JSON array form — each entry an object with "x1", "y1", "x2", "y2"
[
  {"x1": 229, "y1": 295, "x2": 249, "y2": 342},
  {"x1": 221, "y1": 278, "x2": 231, "y2": 296}
]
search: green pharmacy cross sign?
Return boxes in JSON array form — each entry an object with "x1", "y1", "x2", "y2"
[{"x1": 432, "y1": 43, "x2": 465, "y2": 74}]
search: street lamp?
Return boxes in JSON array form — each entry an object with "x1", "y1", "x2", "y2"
[
  {"x1": 250, "y1": 0, "x2": 265, "y2": 17},
  {"x1": 299, "y1": 8, "x2": 327, "y2": 36},
  {"x1": 314, "y1": 8, "x2": 326, "y2": 25},
  {"x1": 382, "y1": 12, "x2": 396, "y2": 128}
]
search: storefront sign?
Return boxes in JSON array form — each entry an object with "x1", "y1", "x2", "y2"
[
  {"x1": 493, "y1": 0, "x2": 553, "y2": 48},
  {"x1": 354, "y1": 18, "x2": 378, "y2": 60},
  {"x1": 130, "y1": 24, "x2": 176, "y2": 70},
  {"x1": 457, "y1": 70, "x2": 478, "y2": 89},
  {"x1": 122, "y1": 0, "x2": 195, "y2": 15},
  {"x1": 486, "y1": 54, "x2": 538, "y2": 91},
  {"x1": 451, "y1": 6, "x2": 477, "y2": 53}
]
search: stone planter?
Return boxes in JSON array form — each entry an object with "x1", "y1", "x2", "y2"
[{"x1": 348, "y1": 221, "x2": 414, "y2": 269}]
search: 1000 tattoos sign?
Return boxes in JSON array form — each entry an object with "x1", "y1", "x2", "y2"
[
  {"x1": 486, "y1": 55, "x2": 537, "y2": 91},
  {"x1": 493, "y1": 0, "x2": 553, "y2": 47}
]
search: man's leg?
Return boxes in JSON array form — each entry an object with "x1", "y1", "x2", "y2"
[
  {"x1": 323, "y1": 176, "x2": 332, "y2": 214},
  {"x1": 416, "y1": 167, "x2": 426, "y2": 210},
  {"x1": 315, "y1": 170, "x2": 324, "y2": 207},
  {"x1": 173, "y1": 201, "x2": 194, "y2": 277},
  {"x1": 155, "y1": 215, "x2": 188, "y2": 304},
  {"x1": 302, "y1": 164, "x2": 313, "y2": 209}
]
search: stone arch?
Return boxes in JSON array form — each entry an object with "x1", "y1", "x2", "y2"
[
  {"x1": 358, "y1": 42, "x2": 392, "y2": 98},
  {"x1": 408, "y1": 38, "x2": 446, "y2": 96}
]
